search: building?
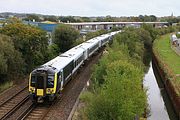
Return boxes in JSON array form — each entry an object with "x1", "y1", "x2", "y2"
[{"x1": 38, "y1": 21, "x2": 58, "y2": 44}]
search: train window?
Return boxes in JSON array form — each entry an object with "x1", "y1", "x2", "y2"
[
  {"x1": 31, "y1": 76, "x2": 35, "y2": 87},
  {"x1": 89, "y1": 43, "x2": 99, "y2": 54},
  {"x1": 47, "y1": 75, "x2": 54, "y2": 88},
  {"x1": 63, "y1": 61, "x2": 73, "y2": 80}
]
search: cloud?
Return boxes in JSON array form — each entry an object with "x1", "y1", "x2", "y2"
[{"x1": 0, "y1": 0, "x2": 179, "y2": 16}]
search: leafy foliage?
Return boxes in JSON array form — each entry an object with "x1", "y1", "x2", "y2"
[
  {"x1": 0, "y1": 34, "x2": 24, "y2": 82},
  {"x1": 59, "y1": 16, "x2": 77, "y2": 23},
  {"x1": 44, "y1": 16, "x2": 58, "y2": 22},
  {"x1": 45, "y1": 43, "x2": 60, "y2": 60},
  {"x1": 0, "y1": 22, "x2": 48, "y2": 72},
  {"x1": 81, "y1": 28, "x2": 153, "y2": 119},
  {"x1": 87, "y1": 61, "x2": 146, "y2": 120},
  {"x1": 23, "y1": 14, "x2": 41, "y2": 22},
  {"x1": 84, "y1": 25, "x2": 180, "y2": 119},
  {"x1": 176, "y1": 33, "x2": 180, "y2": 38},
  {"x1": 52, "y1": 24, "x2": 80, "y2": 52},
  {"x1": 86, "y1": 30, "x2": 107, "y2": 40},
  {"x1": 139, "y1": 15, "x2": 157, "y2": 22}
]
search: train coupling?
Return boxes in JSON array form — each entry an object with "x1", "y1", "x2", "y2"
[{"x1": 37, "y1": 97, "x2": 44, "y2": 103}]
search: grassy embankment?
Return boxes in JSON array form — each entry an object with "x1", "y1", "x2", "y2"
[{"x1": 153, "y1": 34, "x2": 180, "y2": 96}]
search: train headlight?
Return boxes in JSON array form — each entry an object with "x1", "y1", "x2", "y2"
[
  {"x1": 48, "y1": 89, "x2": 51, "y2": 93},
  {"x1": 30, "y1": 88, "x2": 35, "y2": 93},
  {"x1": 47, "y1": 89, "x2": 54, "y2": 94},
  {"x1": 51, "y1": 90, "x2": 54, "y2": 93}
]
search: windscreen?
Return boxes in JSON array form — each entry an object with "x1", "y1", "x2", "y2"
[
  {"x1": 31, "y1": 76, "x2": 36, "y2": 87},
  {"x1": 47, "y1": 75, "x2": 54, "y2": 88},
  {"x1": 37, "y1": 76, "x2": 44, "y2": 89}
]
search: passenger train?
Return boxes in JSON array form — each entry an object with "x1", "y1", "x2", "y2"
[{"x1": 29, "y1": 31, "x2": 120, "y2": 103}]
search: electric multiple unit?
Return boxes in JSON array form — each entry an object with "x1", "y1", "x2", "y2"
[{"x1": 29, "y1": 31, "x2": 120, "y2": 103}]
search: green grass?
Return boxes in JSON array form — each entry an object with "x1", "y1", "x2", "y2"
[
  {"x1": 0, "y1": 81, "x2": 13, "y2": 93},
  {"x1": 154, "y1": 34, "x2": 180, "y2": 74},
  {"x1": 153, "y1": 34, "x2": 180, "y2": 95}
]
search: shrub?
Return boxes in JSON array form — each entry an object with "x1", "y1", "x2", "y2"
[{"x1": 87, "y1": 61, "x2": 146, "y2": 120}]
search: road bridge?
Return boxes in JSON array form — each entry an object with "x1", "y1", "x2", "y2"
[{"x1": 65, "y1": 22, "x2": 168, "y2": 30}]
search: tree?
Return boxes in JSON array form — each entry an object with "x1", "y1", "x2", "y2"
[
  {"x1": 104, "y1": 15, "x2": 115, "y2": 22},
  {"x1": 149, "y1": 15, "x2": 157, "y2": 22},
  {"x1": 23, "y1": 14, "x2": 41, "y2": 22},
  {"x1": 0, "y1": 34, "x2": 24, "y2": 82},
  {"x1": 138, "y1": 15, "x2": 157, "y2": 22},
  {"x1": 94, "y1": 17, "x2": 104, "y2": 22},
  {"x1": 0, "y1": 22, "x2": 48, "y2": 72},
  {"x1": 5, "y1": 17, "x2": 22, "y2": 24},
  {"x1": 59, "y1": 16, "x2": 76, "y2": 23},
  {"x1": 52, "y1": 24, "x2": 80, "y2": 52},
  {"x1": 167, "y1": 17, "x2": 180, "y2": 25},
  {"x1": 86, "y1": 38, "x2": 147, "y2": 119},
  {"x1": 45, "y1": 43, "x2": 60, "y2": 60},
  {"x1": 81, "y1": 17, "x2": 91, "y2": 22},
  {"x1": 141, "y1": 23, "x2": 158, "y2": 40},
  {"x1": 86, "y1": 30, "x2": 107, "y2": 40},
  {"x1": 87, "y1": 61, "x2": 146, "y2": 120},
  {"x1": 44, "y1": 16, "x2": 58, "y2": 22}
]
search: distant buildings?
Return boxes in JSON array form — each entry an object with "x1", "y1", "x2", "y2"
[
  {"x1": 38, "y1": 22, "x2": 58, "y2": 44},
  {"x1": 38, "y1": 21, "x2": 57, "y2": 32}
]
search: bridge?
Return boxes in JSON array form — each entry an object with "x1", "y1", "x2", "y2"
[
  {"x1": 65, "y1": 22, "x2": 169, "y2": 30},
  {"x1": 23, "y1": 21, "x2": 169, "y2": 34}
]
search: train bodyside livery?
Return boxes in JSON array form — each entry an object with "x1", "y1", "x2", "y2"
[{"x1": 29, "y1": 31, "x2": 120, "y2": 103}]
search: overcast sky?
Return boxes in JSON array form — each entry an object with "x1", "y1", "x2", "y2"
[{"x1": 0, "y1": 0, "x2": 179, "y2": 17}]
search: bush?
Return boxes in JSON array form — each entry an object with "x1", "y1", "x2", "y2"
[
  {"x1": 87, "y1": 61, "x2": 146, "y2": 120},
  {"x1": 91, "y1": 43, "x2": 129, "y2": 90},
  {"x1": 83, "y1": 28, "x2": 151, "y2": 119}
]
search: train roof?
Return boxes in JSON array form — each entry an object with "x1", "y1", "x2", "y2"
[
  {"x1": 43, "y1": 46, "x2": 85, "y2": 71},
  {"x1": 61, "y1": 45, "x2": 84, "y2": 59},
  {"x1": 42, "y1": 56, "x2": 73, "y2": 72},
  {"x1": 31, "y1": 30, "x2": 121, "y2": 74}
]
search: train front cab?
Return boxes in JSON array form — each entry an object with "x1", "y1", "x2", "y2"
[{"x1": 29, "y1": 72, "x2": 59, "y2": 103}]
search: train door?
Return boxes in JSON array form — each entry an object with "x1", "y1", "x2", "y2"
[
  {"x1": 35, "y1": 73, "x2": 47, "y2": 97},
  {"x1": 83, "y1": 49, "x2": 88, "y2": 60},
  {"x1": 57, "y1": 71, "x2": 63, "y2": 91}
]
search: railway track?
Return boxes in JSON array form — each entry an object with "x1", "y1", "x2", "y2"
[
  {"x1": 0, "y1": 49, "x2": 103, "y2": 120},
  {"x1": 21, "y1": 104, "x2": 50, "y2": 120},
  {"x1": 0, "y1": 86, "x2": 29, "y2": 120},
  {"x1": 20, "y1": 94, "x2": 62, "y2": 120},
  {"x1": 43, "y1": 50, "x2": 104, "y2": 120}
]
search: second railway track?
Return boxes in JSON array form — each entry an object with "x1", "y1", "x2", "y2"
[{"x1": 0, "y1": 86, "x2": 29, "y2": 120}]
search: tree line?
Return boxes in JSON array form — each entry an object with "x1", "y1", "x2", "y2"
[{"x1": 22, "y1": 14, "x2": 180, "y2": 24}]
